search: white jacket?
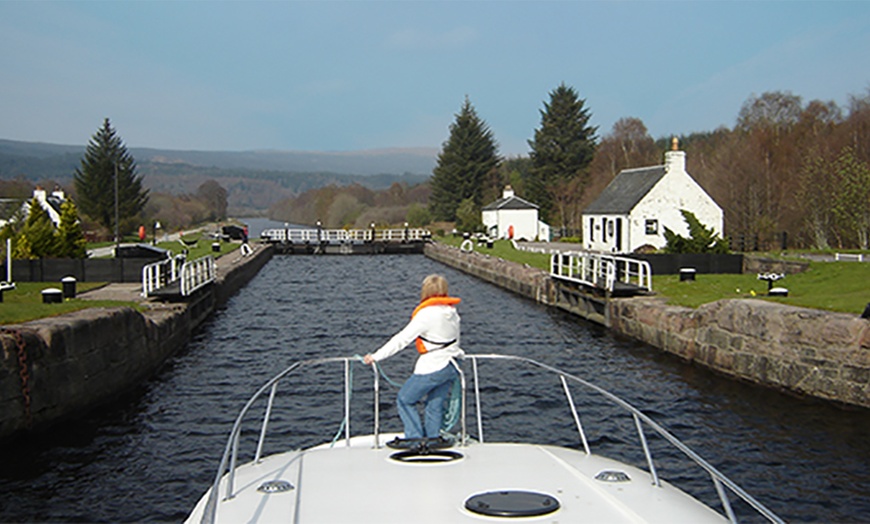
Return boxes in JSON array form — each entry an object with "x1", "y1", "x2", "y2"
[{"x1": 370, "y1": 304, "x2": 463, "y2": 375}]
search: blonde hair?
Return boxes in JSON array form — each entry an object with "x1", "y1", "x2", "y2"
[{"x1": 420, "y1": 274, "x2": 449, "y2": 301}]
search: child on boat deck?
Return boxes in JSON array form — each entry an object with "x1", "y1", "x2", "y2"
[{"x1": 363, "y1": 274, "x2": 463, "y2": 440}]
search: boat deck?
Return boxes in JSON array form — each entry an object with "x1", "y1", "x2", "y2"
[{"x1": 188, "y1": 434, "x2": 726, "y2": 523}]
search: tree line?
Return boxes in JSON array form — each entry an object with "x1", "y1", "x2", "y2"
[{"x1": 426, "y1": 86, "x2": 870, "y2": 250}]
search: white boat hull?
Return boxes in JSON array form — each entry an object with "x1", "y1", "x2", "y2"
[{"x1": 187, "y1": 433, "x2": 726, "y2": 523}]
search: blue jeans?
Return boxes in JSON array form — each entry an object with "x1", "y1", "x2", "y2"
[{"x1": 396, "y1": 364, "x2": 458, "y2": 439}]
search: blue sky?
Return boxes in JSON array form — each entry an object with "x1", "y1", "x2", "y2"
[{"x1": 2, "y1": 1, "x2": 869, "y2": 156}]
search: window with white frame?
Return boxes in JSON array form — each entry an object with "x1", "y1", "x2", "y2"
[{"x1": 645, "y1": 219, "x2": 658, "y2": 235}]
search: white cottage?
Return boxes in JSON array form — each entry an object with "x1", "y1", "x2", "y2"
[
  {"x1": 582, "y1": 140, "x2": 723, "y2": 253},
  {"x1": 481, "y1": 186, "x2": 551, "y2": 241},
  {"x1": 0, "y1": 186, "x2": 67, "y2": 230}
]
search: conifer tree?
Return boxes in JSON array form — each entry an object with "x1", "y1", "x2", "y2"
[
  {"x1": 18, "y1": 197, "x2": 57, "y2": 258},
  {"x1": 56, "y1": 200, "x2": 87, "y2": 258},
  {"x1": 12, "y1": 234, "x2": 34, "y2": 260},
  {"x1": 430, "y1": 97, "x2": 500, "y2": 222},
  {"x1": 663, "y1": 210, "x2": 729, "y2": 254},
  {"x1": 527, "y1": 83, "x2": 597, "y2": 232},
  {"x1": 74, "y1": 118, "x2": 149, "y2": 236}
]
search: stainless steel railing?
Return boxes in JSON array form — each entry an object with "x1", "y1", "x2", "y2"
[
  {"x1": 260, "y1": 227, "x2": 430, "y2": 243},
  {"x1": 200, "y1": 354, "x2": 782, "y2": 524},
  {"x1": 551, "y1": 251, "x2": 653, "y2": 292}
]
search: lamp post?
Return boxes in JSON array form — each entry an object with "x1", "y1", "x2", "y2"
[
  {"x1": 114, "y1": 160, "x2": 120, "y2": 255},
  {"x1": 153, "y1": 221, "x2": 161, "y2": 246}
]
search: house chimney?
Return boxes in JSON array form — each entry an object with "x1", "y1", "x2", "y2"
[
  {"x1": 51, "y1": 185, "x2": 65, "y2": 201},
  {"x1": 33, "y1": 186, "x2": 47, "y2": 203},
  {"x1": 664, "y1": 137, "x2": 685, "y2": 173},
  {"x1": 503, "y1": 185, "x2": 515, "y2": 198}
]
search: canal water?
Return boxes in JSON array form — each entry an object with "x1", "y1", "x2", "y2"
[{"x1": 1, "y1": 255, "x2": 868, "y2": 523}]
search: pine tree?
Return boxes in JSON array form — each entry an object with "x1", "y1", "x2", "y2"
[
  {"x1": 663, "y1": 210, "x2": 729, "y2": 254},
  {"x1": 12, "y1": 234, "x2": 34, "y2": 260},
  {"x1": 527, "y1": 83, "x2": 597, "y2": 232},
  {"x1": 73, "y1": 118, "x2": 149, "y2": 237},
  {"x1": 18, "y1": 197, "x2": 57, "y2": 258},
  {"x1": 430, "y1": 97, "x2": 500, "y2": 222},
  {"x1": 56, "y1": 200, "x2": 87, "y2": 258}
]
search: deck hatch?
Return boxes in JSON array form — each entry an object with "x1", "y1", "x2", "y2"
[
  {"x1": 389, "y1": 450, "x2": 463, "y2": 463},
  {"x1": 464, "y1": 490, "x2": 560, "y2": 518}
]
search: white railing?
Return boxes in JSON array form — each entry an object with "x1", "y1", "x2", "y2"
[
  {"x1": 142, "y1": 254, "x2": 186, "y2": 297},
  {"x1": 551, "y1": 251, "x2": 652, "y2": 293},
  {"x1": 180, "y1": 255, "x2": 216, "y2": 296},
  {"x1": 260, "y1": 228, "x2": 430, "y2": 243},
  {"x1": 834, "y1": 253, "x2": 865, "y2": 262},
  {"x1": 200, "y1": 354, "x2": 782, "y2": 524}
]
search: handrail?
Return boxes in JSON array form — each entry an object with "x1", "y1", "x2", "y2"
[
  {"x1": 551, "y1": 251, "x2": 653, "y2": 293},
  {"x1": 260, "y1": 228, "x2": 430, "y2": 244},
  {"x1": 180, "y1": 255, "x2": 215, "y2": 296},
  {"x1": 201, "y1": 354, "x2": 783, "y2": 524},
  {"x1": 141, "y1": 254, "x2": 186, "y2": 297}
]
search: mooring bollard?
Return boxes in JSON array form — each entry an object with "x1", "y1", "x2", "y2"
[
  {"x1": 42, "y1": 288, "x2": 63, "y2": 304},
  {"x1": 679, "y1": 268, "x2": 696, "y2": 282},
  {"x1": 212, "y1": 242, "x2": 220, "y2": 253},
  {"x1": 62, "y1": 276, "x2": 76, "y2": 299}
]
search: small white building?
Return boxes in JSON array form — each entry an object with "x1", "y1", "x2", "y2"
[
  {"x1": 0, "y1": 186, "x2": 66, "y2": 230},
  {"x1": 582, "y1": 140, "x2": 723, "y2": 253},
  {"x1": 481, "y1": 186, "x2": 551, "y2": 241}
]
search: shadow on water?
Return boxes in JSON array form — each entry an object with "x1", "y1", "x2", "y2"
[{"x1": 0, "y1": 254, "x2": 867, "y2": 522}]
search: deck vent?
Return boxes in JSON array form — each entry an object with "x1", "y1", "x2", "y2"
[
  {"x1": 595, "y1": 470, "x2": 631, "y2": 483},
  {"x1": 389, "y1": 450, "x2": 463, "y2": 463},
  {"x1": 257, "y1": 480, "x2": 294, "y2": 493},
  {"x1": 465, "y1": 490, "x2": 560, "y2": 518}
]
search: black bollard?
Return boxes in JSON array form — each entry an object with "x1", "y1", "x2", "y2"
[
  {"x1": 62, "y1": 276, "x2": 76, "y2": 299},
  {"x1": 42, "y1": 288, "x2": 63, "y2": 304},
  {"x1": 679, "y1": 268, "x2": 696, "y2": 282}
]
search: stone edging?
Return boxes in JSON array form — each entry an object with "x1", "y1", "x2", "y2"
[{"x1": 425, "y1": 242, "x2": 870, "y2": 409}]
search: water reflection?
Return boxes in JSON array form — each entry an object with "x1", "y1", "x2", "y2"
[{"x1": 0, "y1": 254, "x2": 867, "y2": 523}]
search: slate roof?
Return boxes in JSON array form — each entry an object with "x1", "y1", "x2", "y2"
[
  {"x1": 481, "y1": 195, "x2": 539, "y2": 211},
  {"x1": 583, "y1": 166, "x2": 666, "y2": 214}
]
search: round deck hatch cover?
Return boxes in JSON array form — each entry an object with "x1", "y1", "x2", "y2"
[{"x1": 465, "y1": 490, "x2": 560, "y2": 517}]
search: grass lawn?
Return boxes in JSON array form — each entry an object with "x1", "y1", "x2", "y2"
[
  {"x1": 0, "y1": 282, "x2": 143, "y2": 325},
  {"x1": 654, "y1": 262, "x2": 870, "y2": 313},
  {"x1": 434, "y1": 237, "x2": 870, "y2": 315},
  {"x1": 1, "y1": 237, "x2": 239, "y2": 325},
  {"x1": 156, "y1": 235, "x2": 240, "y2": 259},
  {"x1": 437, "y1": 236, "x2": 551, "y2": 271}
]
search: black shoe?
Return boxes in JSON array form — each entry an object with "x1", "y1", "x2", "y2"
[
  {"x1": 426, "y1": 436, "x2": 453, "y2": 449},
  {"x1": 387, "y1": 437, "x2": 425, "y2": 450}
]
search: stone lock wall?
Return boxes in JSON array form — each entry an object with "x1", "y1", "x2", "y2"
[
  {"x1": 426, "y1": 242, "x2": 870, "y2": 409},
  {"x1": 0, "y1": 245, "x2": 274, "y2": 439},
  {"x1": 609, "y1": 298, "x2": 870, "y2": 408}
]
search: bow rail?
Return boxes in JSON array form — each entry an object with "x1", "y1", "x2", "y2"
[{"x1": 201, "y1": 354, "x2": 782, "y2": 524}]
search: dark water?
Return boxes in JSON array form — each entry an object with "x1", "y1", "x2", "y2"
[{"x1": 1, "y1": 255, "x2": 868, "y2": 523}]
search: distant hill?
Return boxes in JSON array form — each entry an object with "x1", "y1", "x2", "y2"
[{"x1": 0, "y1": 139, "x2": 436, "y2": 214}]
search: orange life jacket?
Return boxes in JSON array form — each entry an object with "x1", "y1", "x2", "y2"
[{"x1": 411, "y1": 296, "x2": 461, "y2": 354}]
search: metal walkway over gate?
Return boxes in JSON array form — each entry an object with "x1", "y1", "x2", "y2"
[
  {"x1": 142, "y1": 255, "x2": 216, "y2": 299},
  {"x1": 551, "y1": 251, "x2": 652, "y2": 297},
  {"x1": 260, "y1": 227, "x2": 430, "y2": 255}
]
